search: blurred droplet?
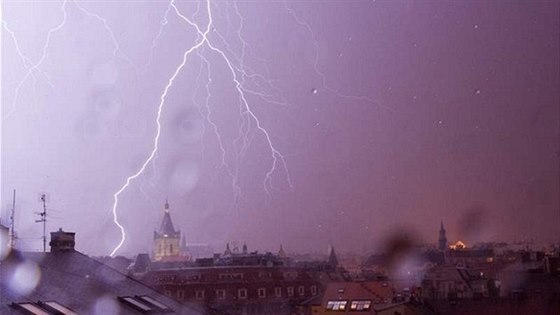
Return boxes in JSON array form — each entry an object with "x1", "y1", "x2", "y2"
[
  {"x1": 0, "y1": 227, "x2": 10, "y2": 260},
  {"x1": 169, "y1": 160, "x2": 199, "y2": 195},
  {"x1": 10, "y1": 260, "x2": 41, "y2": 295},
  {"x1": 79, "y1": 115, "x2": 104, "y2": 141},
  {"x1": 93, "y1": 295, "x2": 120, "y2": 315},
  {"x1": 458, "y1": 205, "x2": 486, "y2": 240},
  {"x1": 90, "y1": 62, "x2": 118, "y2": 87},
  {"x1": 91, "y1": 90, "x2": 121, "y2": 120},
  {"x1": 174, "y1": 109, "x2": 204, "y2": 144},
  {"x1": 475, "y1": 89, "x2": 481, "y2": 94},
  {"x1": 311, "y1": 88, "x2": 318, "y2": 95}
]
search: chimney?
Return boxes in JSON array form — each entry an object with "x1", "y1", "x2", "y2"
[{"x1": 49, "y1": 228, "x2": 75, "y2": 252}]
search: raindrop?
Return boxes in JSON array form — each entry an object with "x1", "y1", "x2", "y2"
[
  {"x1": 311, "y1": 88, "x2": 318, "y2": 95},
  {"x1": 10, "y1": 260, "x2": 41, "y2": 295},
  {"x1": 475, "y1": 89, "x2": 481, "y2": 94},
  {"x1": 93, "y1": 295, "x2": 120, "y2": 315}
]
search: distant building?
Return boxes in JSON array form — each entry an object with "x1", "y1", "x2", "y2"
[
  {"x1": 313, "y1": 281, "x2": 432, "y2": 315},
  {"x1": 0, "y1": 228, "x2": 201, "y2": 314},
  {"x1": 132, "y1": 245, "x2": 344, "y2": 315},
  {"x1": 446, "y1": 248, "x2": 495, "y2": 267}
]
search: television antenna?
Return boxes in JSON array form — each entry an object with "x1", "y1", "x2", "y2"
[{"x1": 35, "y1": 194, "x2": 47, "y2": 252}]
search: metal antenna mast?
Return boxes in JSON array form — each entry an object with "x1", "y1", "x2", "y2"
[
  {"x1": 10, "y1": 189, "x2": 16, "y2": 248},
  {"x1": 35, "y1": 194, "x2": 47, "y2": 252}
]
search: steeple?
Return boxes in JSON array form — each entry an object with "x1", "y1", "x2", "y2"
[
  {"x1": 158, "y1": 200, "x2": 179, "y2": 237},
  {"x1": 242, "y1": 242, "x2": 248, "y2": 254},
  {"x1": 224, "y1": 243, "x2": 232, "y2": 256},
  {"x1": 328, "y1": 245, "x2": 338, "y2": 268},
  {"x1": 278, "y1": 244, "x2": 286, "y2": 258},
  {"x1": 438, "y1": 220, "x2": 447, "y2": 251}
]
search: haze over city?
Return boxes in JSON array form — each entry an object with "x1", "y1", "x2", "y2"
[{"x1": 1, "y1": 0, "x2": 559, "y2": 257}]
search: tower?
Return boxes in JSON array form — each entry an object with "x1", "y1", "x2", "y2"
[
  {"x1": 328, "y1": 245, "x2": 338, "y2": 268},
  {"x1": 153, "y1": 200, "x2": 181, "y2": 261},
  {"x1": 438, "y1": 220, "x2": 448, "y2": 251}
]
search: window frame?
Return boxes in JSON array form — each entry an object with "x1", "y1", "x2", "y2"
[
  {"x1": 238, "y1": 288, "x2": 248, "y2": 299},
  {"x1": 216, "y1": 289, "x2": 226, "y2": 300},
  {"x1": 195, "y1": 290, "x2": 205, "y2": 300},
  {"x1": 257, "y1": 287, "x2": 266, "y2": 298}
]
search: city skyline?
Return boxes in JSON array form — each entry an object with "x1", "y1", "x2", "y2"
[{"x1": 1, "y1": 0, "x2": 559, "y2": 257}]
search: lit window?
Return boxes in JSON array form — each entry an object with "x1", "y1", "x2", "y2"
[
  {"x1": 40, "y1": 301, "x2": 77, "y2": 315},
  {"x1": 326, "y1": 300, "x2": 347, "y2": 311},
  {"x1": 136, "y1": 296, "x2": 172, "y2": 312},
  {"x1": 118, "y1": 296, "x2": 152, "y2": 313},
  {"x1": 287, "y1": 287, "x2": 294, "y2": 297},
  {"x1": 310, "y1": 285, "x2": 317, "y2": 296},
  {"x1": 13, "y1": 303, "x2": 50, "y2": 315},
  {"x1": 216, "y1": 289, "x2": 226, "y2": 300},
  {"x1": 258, "y1": 288, "x2": 266, "y2": 298},
  {"x1": 350, "y1": 300, "x2": 371, "y2": 311},
  {"x1": 275, "y1": 287, "x2": 282, "y2": 297},
  {"x1": 298, "y1": 286, "x2": 305, "y2": 296},
  {"x1": 195, "y1": 290, "x2": 205, "y2": 300},
  {"x1": 238, "y1": 288, "x2": 248, "y2": 299}
]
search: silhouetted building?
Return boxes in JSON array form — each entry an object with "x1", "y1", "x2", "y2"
[
  {"x1": 438, "y1": 221, "x2": 447, "y2": 251},
  {"x1": 328, "y1": 245, "x2": 339, "y2": 268},
  {"x1": 49, "y1": 228, "x2": 75, "y2": 252}
]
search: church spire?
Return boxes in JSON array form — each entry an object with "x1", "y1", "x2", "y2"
[
  {"x1": 438, "y1": 220, "x2": 447, "y2": 251},
  {"x1": 328, "y1": 245, "x2": 338, "y2": 268},
  {"x1": 278, "y1": 244, "x2": 286, "y2": 258},
  {"x1": 158, "y1": 200, "x2": 179, "y2": 237}
]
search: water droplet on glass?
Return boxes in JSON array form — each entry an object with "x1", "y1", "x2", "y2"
[
  {"x1": 475, "y1": 89, "x2": 481, "y2": 94},
  {"x1": 10, "y1": 260, "x2": 41, "y2": 295},
  {"x1": 311, "y1": 88, "x2": 318, "y2": 95}
]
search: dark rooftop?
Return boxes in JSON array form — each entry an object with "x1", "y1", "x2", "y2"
[{"x1": 0, "y1": 250, "x2": 202, "y2": 314}]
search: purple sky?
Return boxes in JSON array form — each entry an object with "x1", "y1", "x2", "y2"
[{"x1": 1, "y1": 1, "x2": 559, "y2": 256}]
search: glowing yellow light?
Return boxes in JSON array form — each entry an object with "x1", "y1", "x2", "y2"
[{"x1": 449, "y1": 241, "x2": 466, "y2": 250}]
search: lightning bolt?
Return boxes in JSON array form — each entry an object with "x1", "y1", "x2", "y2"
[
  {"x1": 144, "y1": 1, "x2": 173, "y2": 71},
  {"x1": 2, "y1": 0, "x2": 137, "y2": 121},
  {"x1": 196, "y1": 50, "x2": 241, "y2": 201},
  {"x1": 5, "y1": 0, "x2": 380, "y2": 256},
  {"x1": 2, "y1": 0, "x2": 67, "y2": 120},
  {"x1": 110, "y1": 0, "x2": 295, "y2": 255},
  {"x1": 71, "y1": 0, "x2": 137, "y2": 71},
  {"x1": 109, "y1": 0, "x2": 212, "y2": 257}
]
